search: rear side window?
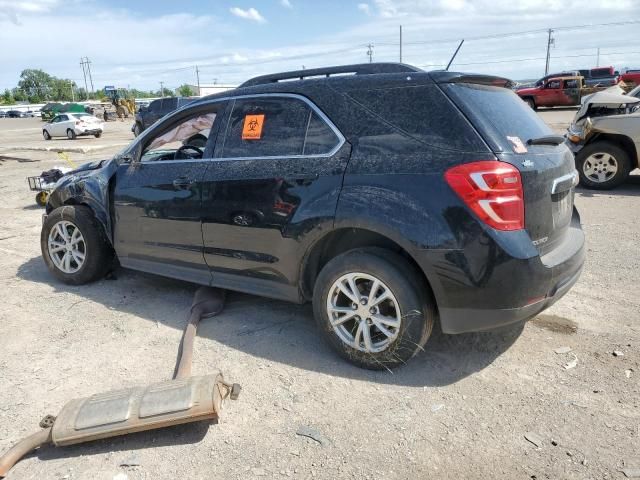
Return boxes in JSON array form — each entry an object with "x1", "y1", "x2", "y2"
[
  {"x1": 303, "y1": 111, "x2": 340, "y2": 155},
  {"x1": 148, "y1": 100, "x2": 161, "y2": 112},
  {"x1": 443, "y1": 83, "x2": 551, "y2": 153},
  {"x1": 221, "y1": 97, "x2": 340, "y2": 158},
  {"x1": 345, "y1": 85, "x2": 486, "y2": 152}
]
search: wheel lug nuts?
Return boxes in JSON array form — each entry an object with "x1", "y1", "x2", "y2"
[
  {"x1": 352, "y1": 303, "x2": 358, "y2": 309},
  {"x1": 355, "y1": 315, "x2": 361, "y2": 321},
  {"x1": 369, "y1": 307, "x2": 376, "y2": 314},
  {"x1": 366, "y1": 318, "x2": 372, "y2": 325},
  {"x1": 360, "y1": 298, "x2": 367, "y2": 305}
]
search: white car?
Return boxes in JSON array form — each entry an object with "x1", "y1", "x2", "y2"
[{"x1": 43, "y1": 113, "x2": 104, "y2": 140}]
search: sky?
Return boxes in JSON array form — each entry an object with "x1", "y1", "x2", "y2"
[{"x1": 1, "y1": 0, "x2": 640, "y2": 92}]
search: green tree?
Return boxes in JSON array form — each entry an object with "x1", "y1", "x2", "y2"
[
  {"x1": 12, "y1": 88, "x2": 27, "y2": 102},
  {"x1": 177, "y1": 84, "x2": 194, "y2": 96},
  {"x1": 1, "y1": 89, "x2": 13, "y2": 104},
  {"x1": 18, "y1": 69, "x2": 54, "y2": 102}
]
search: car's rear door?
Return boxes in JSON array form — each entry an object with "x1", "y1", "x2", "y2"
[
  {"x1": 200, "y1": 94, "x2": 348, "y2": 299},
  {"x1": 112, "y1": 101, "x2": 227, "y2": 285}
]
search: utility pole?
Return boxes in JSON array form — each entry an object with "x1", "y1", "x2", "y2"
[
  {"x1": 544, "y1": 29, "x2": 554, "y2": 76},
  {"x1": 160, "y1": 81, "x2": 164, "y2": 97},
  {"x1": 80, "y1": 57, "x2": 94, "y2": 94},
  {"x1": 367, "y1": 43, "x2": 374, "y2": 63},
  {"x1": 195, "y1": 65, "x2": 200, "y2": 95},
  {"x1": 399, "y1": 25, "x2": 403, "y2": 63},
  {"x1": 80, "y1": 58, "x2": 88, "y2": 95},
  {"x1": 86, "y1": 57, "x2": 94, "y2": 93},
  {"x1": 596, "y1": 47, "x2": 600, "y2": 67}
]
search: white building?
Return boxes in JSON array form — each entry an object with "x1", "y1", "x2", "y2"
[{"x1": 181, "y1": 84, "x2": 237, "y2": 97}]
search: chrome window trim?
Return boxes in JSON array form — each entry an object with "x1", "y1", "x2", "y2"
[{"x1": 139, "y1": 93, "x2": 345, "y2": 165}]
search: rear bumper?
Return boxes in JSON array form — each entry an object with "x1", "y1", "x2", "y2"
[
  {"x1": 438, "y1": 264, "x2": 582, "y2": 333},
  {"x1": 76, "y1": 128, "x2": 102, "y2": 136},
  {"x1": 416, "y1": 209, "x2": 585, "y2": 334}
]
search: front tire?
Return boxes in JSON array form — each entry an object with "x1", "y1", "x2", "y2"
[
  {"x1": 94, "y1": 131, "x2": 102, "y2": 138},
  {"x1": 312, "y1": 249, "x2": 435, "y2": 370},
  {"x1": 43, "y1": 130, "x2": 51, "y2": 140},
  {"x1": 66, "y1": 129, "x2": 76, "y2": 140},
  {"x1": 41, "y1": 205, "x2": 114, "y2": 284},
  {"x1": 575, "y1": 141, "x2": 631, "y2": 190}
]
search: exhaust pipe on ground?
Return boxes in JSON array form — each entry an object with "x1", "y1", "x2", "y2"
[{"x1": 0, "y1": 287, "x2": 237, "y2": 478}]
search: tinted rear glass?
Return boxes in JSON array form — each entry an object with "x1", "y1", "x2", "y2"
[
  {"x1": 443, "y1": 83, "x2": 552, "y2": 153},
  {"x1": 345, "y1": 85, "x2": 486, "y2": 152}
]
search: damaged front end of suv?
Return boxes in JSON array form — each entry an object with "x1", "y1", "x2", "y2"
[{"x1": 567, "y1": 88, "x2": 640, "y2": 189}]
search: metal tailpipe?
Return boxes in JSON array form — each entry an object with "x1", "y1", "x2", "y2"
[
  {"x1": 0, "y1": 287, "x2": 238, "y2": 478},
  {"x1": 0, "y1": 428, "x2": 52, "y2": 477}
]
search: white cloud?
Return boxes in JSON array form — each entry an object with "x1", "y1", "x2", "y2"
[
  {"x1": 229, "y1": 7, "x2": 266, "y2": 23},
  {"x1": 0, "y1": 0, "x2": 58, "y2": 24},
  {"x1": 280, "y1": 0, "x2": 292, "y2": 8},
  {"x1": 358, "y1": 3, "x2": 371, "y2": 15}
]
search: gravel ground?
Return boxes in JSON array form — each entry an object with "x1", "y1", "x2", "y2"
[{"x1": 0, "y1": 114, "x2": 638, "y2": 480}]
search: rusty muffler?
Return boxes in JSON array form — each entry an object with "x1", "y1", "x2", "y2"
[{"x1": 0, "y1": 287, "x2": 236, "y2": 478}]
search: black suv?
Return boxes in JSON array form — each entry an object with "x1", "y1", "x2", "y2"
[
  {"x1": 132, "y1": 96, "x2": 195, "y2": 136},
  {"x1": 41, "y1": 63, "x2": 584, "y2": 369}
]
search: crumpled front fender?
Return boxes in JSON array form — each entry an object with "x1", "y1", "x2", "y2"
[{"x1": 46, "y1": 159, "x2": 118, "y2": 244}]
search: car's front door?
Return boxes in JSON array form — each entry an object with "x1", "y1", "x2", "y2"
[
  {"x1": 200, "y1": 94, "x2": 349, "y2": 299},
  {"x1": 51, "y1": 115, "x2": 67, "y2": 136},
  {"x1": 538, "y1": 80, "x2": 562, "y2": 107},
  {"x1": 112, "y1": 101, "x2": 226, "y2": 284}
]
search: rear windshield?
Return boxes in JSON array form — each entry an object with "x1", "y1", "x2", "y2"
[{"x1": 442, "y1": 83, "x2": 552, "y2": 153}]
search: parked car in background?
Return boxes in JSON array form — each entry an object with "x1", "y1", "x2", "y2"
[
  {"x1": 42, "y1": 112, "x2": 104, "y2": 140},
  {"x1": 567, "y1": 89, "x2": 640, "y2": 189},
  {"x1": 7, "y1": 110, "x2": 24, "y2": 118},
  {"x1": 529, "y1": 71, "x2": 581, "y2": 88},
  {"x1": 0, "y1": 111, "x2": 6, "y2": 118},
  {"x1": 578, "y1": 66, "x2": 620, "y2": 87},
  {"x1": 620, "y1": 69, "x2": 640, "y2": 87},
  {"x1": 517, "y1": 76, "x2": 584, "y2": 109},
  {"x1": 41, "y1": 63, "x2": 584, "y2": 369},
  {"x1": 132, "y1": 96, "x2": 195, "y2": 136}
]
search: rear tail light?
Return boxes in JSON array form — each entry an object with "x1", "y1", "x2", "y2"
[{"x1": 444, "y1": 161, "x2": 525, "y2": 231}]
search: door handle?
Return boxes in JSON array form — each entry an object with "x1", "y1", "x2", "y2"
[{"x1": 172, "y1": 177, "x2": 195, "y2": 189}]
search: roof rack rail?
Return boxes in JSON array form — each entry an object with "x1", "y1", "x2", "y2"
[{"x1": 239, "y1": 63, "x2": 422, "y2": 88}]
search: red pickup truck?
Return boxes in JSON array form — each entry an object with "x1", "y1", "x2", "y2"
[
  {"x1": 620, "y1": 70, "x2": 640, "y2": 87},
  {"x1": 516, "y1": 76, "x2": 583, "y2": 109}
]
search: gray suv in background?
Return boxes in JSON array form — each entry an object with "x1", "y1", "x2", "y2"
[{"x1": 132, "y1": 96, "x2": 195, "y2": 136}]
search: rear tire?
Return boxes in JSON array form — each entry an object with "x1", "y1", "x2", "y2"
[
  {"x1": 575, "y1": 141, "x2": 631, "y2": 190},
  {"x1": 524, "y1": 97, "x2": 536, "y2": 110},
  {"x1": 41, "y1": 205, "x2": 114, "y2": 285},
  {"x1": 43, "y1": 130, "x2": 51, "y2": 140},
  {"x1": 66, "y1": 129, "x2": 76, "y2": 140},
  {"x1": 312, "y1": 249, "x2": 435, "y2": 370},
  {"x1": 94, "y1": 131, "x2": 102, "y2": 138}
]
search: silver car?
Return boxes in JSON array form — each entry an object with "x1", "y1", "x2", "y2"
[{"x1": 566, "y1": 89, "x2": 640, "y2": 189}]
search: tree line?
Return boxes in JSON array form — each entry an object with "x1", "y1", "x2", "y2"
[{"x1": 1, "y1": 69, "x2": 195, "y2": 104}]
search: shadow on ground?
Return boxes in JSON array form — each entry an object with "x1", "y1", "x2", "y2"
[
  {"x1": 17, "y1": 256, "x2": 524, "y2": 388},
  {"x1": 32, "y1": 421, "x2": 210, "y2": 464},
  {"x1": 576, "y1": 175, "x2": 640, "y2": 198}
]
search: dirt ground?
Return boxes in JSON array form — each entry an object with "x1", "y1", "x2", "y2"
[{"x1": 0, "y1": 112, "x2": 638, "y2": 480}]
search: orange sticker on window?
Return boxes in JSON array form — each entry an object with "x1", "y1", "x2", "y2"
[{"x1": 242, "y1": 114, "x2": 265, "y2": 140}]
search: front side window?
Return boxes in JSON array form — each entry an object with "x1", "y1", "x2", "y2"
[
  {"x1": 141, "y1": 111, "x2": 216, "y2": 162},
  {"x1": 221, "y1": 96, "x2": 340, "y2": 158}
]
